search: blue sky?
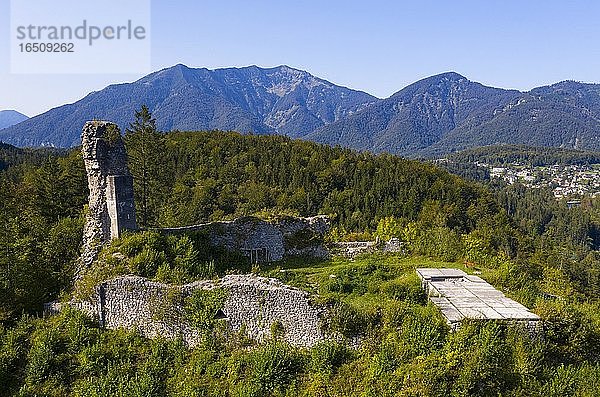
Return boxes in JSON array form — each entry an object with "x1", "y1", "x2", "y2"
[{"x1": 1, "y1": 0, "x2": 600, "y2": 116}]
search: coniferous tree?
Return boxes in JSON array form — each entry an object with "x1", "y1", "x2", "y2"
[{"x1": 125, "y1": 105, "x2": 166, "y2": 227}]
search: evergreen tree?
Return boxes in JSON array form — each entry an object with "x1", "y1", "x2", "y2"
[{"x1": 125, "y1": 105, "x2": 166, "y2": 227}]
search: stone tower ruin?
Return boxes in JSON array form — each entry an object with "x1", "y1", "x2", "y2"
[{"x1": 80, "y1": 121, "x2": 137, "y2": 271}]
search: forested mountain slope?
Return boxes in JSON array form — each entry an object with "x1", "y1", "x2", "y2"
[
  {"x1": 0, "y1": 110, "x2": 28, "y2": 130},
  {"x1": 310, "y1": 75, "x2": 600, "y2": 157},
  {"x1": 5, "y1": 68, "x2": 600, "y2": 157},
  {"x1": 0, "y1": 65, "x2": 375, "y2": 147}
]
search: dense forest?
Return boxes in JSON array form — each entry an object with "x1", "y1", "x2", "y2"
[
  {"x1": 3, "y1": 112, "x2": 600, "y2": 395},
  {"x1": 446, "y1": 145, "x2": 600, "y2": 167}
]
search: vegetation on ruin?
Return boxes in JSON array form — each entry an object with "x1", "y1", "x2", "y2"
[
  {"x1": 4, "y1": 109, "x2": 600, "y2": 394},
  {"x1": 4, "y1": 253, "x2": 600, "y2": 396},
  {"x1": 184, "y1": 288, "x2": 229, "y2": 340},
  {"x1": 74, "y1": 230, "x2": 246, "y2": 299}
]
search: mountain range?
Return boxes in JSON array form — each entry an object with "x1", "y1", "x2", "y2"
[
  {"x1": 308, "y1": 74, "x2": 600, "y2": 157},
  {"x1": 0, "y1": 110, "x2": 28, "y2": 130},
  {"x1": 0, "y1": 65, "x2": 375, "y2": 147},
  {"x1": 2, "y1": 65, "x2": 600, "y2": 157}
]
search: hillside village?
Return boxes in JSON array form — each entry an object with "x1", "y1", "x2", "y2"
[{"x1": 483, "y1": 162, "x2": 600, "y2": 198}]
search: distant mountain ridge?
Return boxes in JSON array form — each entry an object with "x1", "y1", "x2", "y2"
[
  {"x1": 0, "y1": 110, "x2": 28, "y2": 130},
  {"x1": 3, "y1": 66, "x2": 600, "y2": 156},
  {"x1": 309, "y1": 74, "x2": 600, "y2": 157},
  {"x1": 0, "y1": 65, "x2": 376, "y2": 147},
  {"x1": 420, "y1": 80, "x2": 600, "y2": 157},
  {"x1": 306, "y1": 72, "x2": 521, "y2": 155}
]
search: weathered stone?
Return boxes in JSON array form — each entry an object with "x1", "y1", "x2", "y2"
[
  {"x1": 66, "y1": 274, "x2": 327, "y2": 348},
  {"x1": 383, "y1": 237, "x2": 404, "y2": 253},
  {"x1": 160, "y1": 215, "x2": 331, "y2": 262},
  {"x1": 330, "y1": 238, "x2": 405, "y2": 257},
  {"x1": 330, "y1": 240, "x2": 378, "y2": 258},
  {"x1": 80, "y1": 121, "x2": 137, "y2": 275},
  {"x1": 106, "y1": 175, "x2": 137, "y2": 238}
]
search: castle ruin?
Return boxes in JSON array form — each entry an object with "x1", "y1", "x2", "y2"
[
  {"x1": 67, "y1": 121, "x2": 542, "y2": 348},
  {"x1": 50, "y1": 274, "x2": 327, "y2": 348},
  {"x1": 162, "y1": 215, "x2": 331, "y2": 263},
  {"x1": 80, "y1": 121, "x2": 137, "y2": 272},
  {"x1": 67, "y1": 121, "x2": 333, "y2": 347}
]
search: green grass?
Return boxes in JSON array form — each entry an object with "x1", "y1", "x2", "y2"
[
  {"x1": 262, "y1": 253, "x2": 467, "y2": 295},
  {"x1": 259, "y1": 253, "x2": 464, "y2": 339},
  {"x1": 7, "y1": 252, "x2": 600, "y2": 395}
]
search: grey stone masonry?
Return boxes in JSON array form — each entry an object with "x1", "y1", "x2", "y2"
[
  {"x1": 330, "y1": 240, "x2": 378, "y2": 258},
  {"x1": 330, "y1": 238, "x2": 404, "y2": 257},
  {"x1": 383, "y1": 237, "x2": 404, "y2": 253},
  {"x1": 417, "y1": 268, "x2": 541, "y2": 331},
  {"x1": 220, "y1": 275, "x2": 326, "y2": 346},
  {"x1": 106, "y1": 175, "x2": 137, "y2": 238},
  {"x1": 60, "y1": 274, "x2": 326, "y2": 348},
  {"x1": 160, "y1": 215, "x2": 331, "y2": 263},
  {"x1": 80, "y1": 121, "x2": 137, "y2": 272}
]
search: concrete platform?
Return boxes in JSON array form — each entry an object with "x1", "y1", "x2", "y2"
[{"x1": 417, "y1": 268, "x2": 540, "y2": 327}]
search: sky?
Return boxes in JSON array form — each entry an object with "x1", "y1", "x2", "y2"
[{"x1": 1, "y1": 0, "x2": 600, "y2": 117}]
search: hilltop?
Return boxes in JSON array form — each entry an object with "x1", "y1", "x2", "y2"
[
  {"x1": 0, "y1": 110, "x2": 28, "y2": 130},
  {"x1": 2, "y1": 125, "x2": 600, "y2": 395}
]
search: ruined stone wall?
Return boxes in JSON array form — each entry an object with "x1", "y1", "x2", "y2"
[
  {"x1": 211, "y1": 217, "x2": 286, "y2": 261},
  {"x1": 383, "y1": 238, "x2": 404, "y2": 253},
  {"x1": 80, "y1": 121, "x2": 136, "y2": 271},
  {"x1": 330, "y1": 240, "x2": 378, "y2": 258},
  {"x1": 278, "y1": 215, "x2": 330, "y2": 258},
  {"x1": 106, "y1": 175, "x2": 137, "y2": 239},
  {"x1": 161, "y1": 215, "x2": 331, "y2": 262},
  {"x1": 66, "y1": 274, "x2": 326, "y2": 348},
  {"x1": 330, "y1": 238, "x2": 404, "y2": 257}
]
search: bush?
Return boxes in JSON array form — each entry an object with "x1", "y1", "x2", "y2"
[
  {"x1": 379, "y1": 273, "x2": 425, "y2": 304},
  {"x1": 309, "y1": 341, "x2": 353, "y2": 375},
  {"x1": 0, "y1": 316, "x2": 34, "y2": 393},
  {"x1": 449, "y1": 322, "x2": 518, "y2": 396},
  {"x1": 324, "y1": 301, "x2": 375, "y2": 338},
  {"x1": 397, "y1": 305, "x2": 448, "y2": 362},
  {"x1": 232, "y1": 342, "x2": 305, "y2": 397},
  {"x1": 184, "y1": 288, "x2": 228, "y2": 341}
]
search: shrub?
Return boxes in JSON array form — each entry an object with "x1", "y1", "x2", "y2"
[
  {"x1": 270, "y1": 320, "x2": 285, "y2": 341},
  {"x1": 238, "y1": 341, "x2": 305, "y2": 396},
  {"x1": 184, "y1": 288, "x2": 228, "y2": 341},
  {"x1": 0, "y1": 316, "x2": 34, "y2": 393},
  {"x1": 379, "y1": 273, "x2": 425, "y2": 304},
  {"x1": 324, "y1": 301, "x2": 373, "y2": 338},
  {"x1": 309, "y1": 341, "x2": 353, "y2": 375}
]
